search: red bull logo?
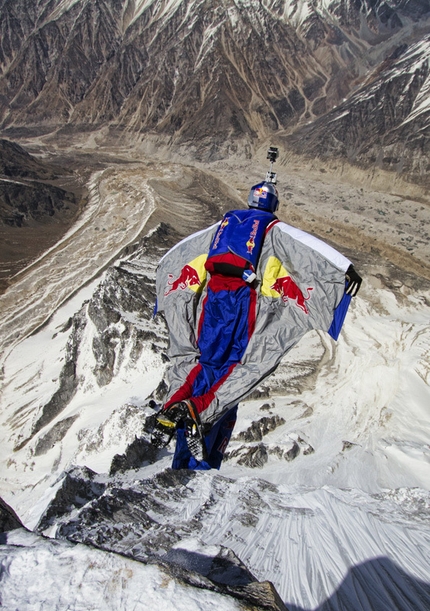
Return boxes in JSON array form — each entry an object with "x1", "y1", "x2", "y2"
[
  {"x1": 270, "y1": 276, "x2": 313, "y2": 314},
  {"x1": 254, "y1": 187, "x2": 267, "y2": 199},
  {"x1": 246, "y1": 236, "x2": 255, "y2": 254},
  {"x1": 246, "y1": 219, "x2": 260, "y2": 254},
  {"x1": 164, "y1": 255, "x2": 207, "y2": 296},
  {"x1": 165, "y1": 265, "x2": 202, "y2": 295}
]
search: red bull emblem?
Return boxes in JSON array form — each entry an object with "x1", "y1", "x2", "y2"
[
  {"x1": 254, "y1": 187, "x2": 267, "y2": 199},
  {"x1": 270, "y1": 276, "x2": 313, "y2": 314},
  {"x1": 246, "y1": 219, "x2": 260, "y2": 254},
  {"x1": 165, "y1": 265, "x2": 202, "y2": 296}
]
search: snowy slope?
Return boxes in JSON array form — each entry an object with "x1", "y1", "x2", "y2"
[{"x1": 0, "y1": 529, "x2": 247, "y2": 611}]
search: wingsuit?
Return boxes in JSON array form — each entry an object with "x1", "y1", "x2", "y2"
[{"x1": 153, "y1": 180, "x2": 361, "y2": 469}]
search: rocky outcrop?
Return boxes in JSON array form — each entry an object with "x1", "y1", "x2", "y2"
[
  {"x1": 35, "y1": 466, "x2": 288, "y2": 610},
  {"x1": 0, "y1": 139, "x2": 62, "y2": 180},
  {"x1": 234, "y1": 414, "x2": 286, "y2": 443},
  {"x1": 36, "y1": 466, "x2": 106, "y2": 532},
  {"x1": 109, "y1": 436, "x2": 158, "y2": 474},
  {"x1": 0, "y1": 138, "x2": 80, "y2": 290},
  {"x1": 0, "y1": 497, "x2": 24, "y2": 533},
  {"x1": 0, "y1": 139, "x2": 78, "y2": 227},
  {"x1": 0, "y1": 180, "x2": 78, "y2": 227}
]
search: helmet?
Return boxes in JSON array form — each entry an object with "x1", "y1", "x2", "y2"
[{"x1": 248, "y1": 181, "x2": 279, "y2": 212}]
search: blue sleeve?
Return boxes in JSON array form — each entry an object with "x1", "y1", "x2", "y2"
[{"x1": 328, "y1": 289, "x2": 351, "y2": 340}]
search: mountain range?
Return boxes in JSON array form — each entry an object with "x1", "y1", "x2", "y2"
[{"x1": 1, "y1": 0, "x2": 430, "y2": 176}]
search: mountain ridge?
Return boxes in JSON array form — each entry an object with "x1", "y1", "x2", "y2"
[{"x1": 1, "y1": 0, "x2": 430, "y2": 173}]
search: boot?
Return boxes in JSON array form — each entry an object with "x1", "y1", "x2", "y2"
[{"x1": 151, "y1": 400, "x2": 207, "y2": 462}]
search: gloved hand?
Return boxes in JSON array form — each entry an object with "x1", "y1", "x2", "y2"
[{"x1": 345, "y1": 264, "x2": 362, "y2": 297}]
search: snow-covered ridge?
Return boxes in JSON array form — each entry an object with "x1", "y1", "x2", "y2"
[{"x1": 0, "y1": 528, "x2": 254, "y2": 611}]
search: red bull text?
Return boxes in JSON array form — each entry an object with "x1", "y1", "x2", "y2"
[{"x1": 211, "y1": 218, "x2": 229, "y2": 251}]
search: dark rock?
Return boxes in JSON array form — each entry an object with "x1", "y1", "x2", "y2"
[
  {"x1": 247, "y1": 386, "x2": 271, "y2": 400},
  {"x1": 157, "y1": 554, "x2": 289, "y2": 610},
  {"x1": 36, "y1": 466, "x2": 106, "y2": 532},
  {"x1": 225, "y1": 580, "x2": 289, "y2": 611},
  {"x1": 230, "y1": 444, "x2": 269, "y2": 468},
  {"x1": 0, "y1": 497, "x2": 24, "y2": 533},
  {"x1": 110, "y1": 437, "x2": 158, "y2": 474},
  {"x1": 302, "y1": 444, "x2": 315, "y2": 456},
  {"x1": 284, "y1": 441, "x2": 300, "y2": 462},
  {"x1": 0, "y1": 139, "x2": 78, "y2": 228},
  {"x1": 235, "y1": 415, "x2": 286, "y2": 442},
  {"x1": 259, "y1": 403, "x2": 273, "y2": 412},
  {"x1": 0, "y1": 139, "x2": 64, "y2": 180},
  {"x1": 208, "y1": 547, "x2": 256, "y2": 586},
  {"x1": 163, "y1": 544, "x2": 256, "y2": 586},
  {"x1": 268, "y1": 446, "x2": 285, "y2": 460},
  {"x1": 154, "y1": 556, "x2": 289, "y2": 610},
  {"x1": 342, "y1": 440, "x2": 358, "y2": 451},
  {"x1": 0, "y1": 181, "x2": 77, "y2": 227},
  {"x1": 34, "y1": 415, "x2": 79, "y2": 456}
]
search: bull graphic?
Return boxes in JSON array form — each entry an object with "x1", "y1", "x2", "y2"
[
  {"x1": 165, "y1": 265, "x2": 201, "y2": 296},
  {"x1": 246, "y1": 236, "x2": 256, "y2": 254},
  {"x1": 246, "y1": 219, "x2": 260, "y2": 254},
  {"x1": 270, "y1": 276, "x2": 313, "y2": 314}
]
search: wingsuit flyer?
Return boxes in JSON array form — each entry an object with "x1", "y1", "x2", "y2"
[{"x1": 151, "y1": 147, "x2": 362, "y2": 470}]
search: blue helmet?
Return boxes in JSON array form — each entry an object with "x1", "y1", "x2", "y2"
[{"x1": 248, "y1": 181, "x2": 279, "y2": 212}]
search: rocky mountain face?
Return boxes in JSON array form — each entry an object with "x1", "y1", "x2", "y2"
[
  {"x1": 0, "y1": 0, "x2": 429, "y2": 167},
  {"x1": 0, "y1": 480, "x2": 287, "y2": 611},
  {"x1": 31, "y1": 467, "x2": 290, "y2": 611},
  {"x1": 288, "y1": 34, "x2": 430, "y2": 185},
  {"x1": 0, "y1": 139, "x2": 80, "y2": 291},
  {"x1": 0, "y1": 139, "x2": 78, "y2": 227},
  {"x1": 11, "y1": 221, "x2": 174, "y2": 455}
]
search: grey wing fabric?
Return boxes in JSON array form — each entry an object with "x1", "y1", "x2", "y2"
[{"x1": 155, "y1": 223, "x2": 219, "y2": 397}]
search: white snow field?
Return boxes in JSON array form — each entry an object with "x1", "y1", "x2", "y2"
[{"x1": 0, "y1": 529, "x2": 243, "y2": 611}]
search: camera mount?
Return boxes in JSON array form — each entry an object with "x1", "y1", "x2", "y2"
[{"x1": 266, "y1": 146, "x2": 279, "y2": 184}]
